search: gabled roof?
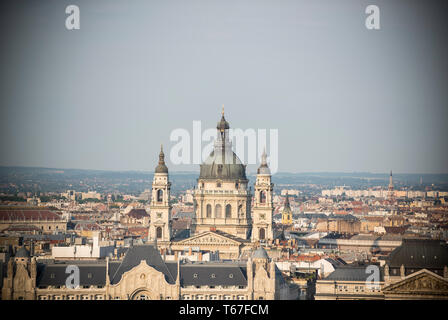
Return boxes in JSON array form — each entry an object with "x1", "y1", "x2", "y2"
[
  {"x1": 110, "y1": 244, "x2": 175, "y2": 285},
  {"x1": 174, "y1": 230, "x2": 246, "y2": 245},
  {"x1": 382, "y1": 268, "x2": 448, "y2": 293}
]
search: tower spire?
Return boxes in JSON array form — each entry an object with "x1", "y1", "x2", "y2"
[
  {"x1": 159, "y1": 144, "x2": 165, "y2": 165},
  {"x1": 261, "y1": 147, "x2": 267, "y2": 166},
  {"x1": 388, "y1": 170, "x2": 393, "y2": 190},
  {"x1": 285, "y1": 193, "x2": 290, "y2": 209}
]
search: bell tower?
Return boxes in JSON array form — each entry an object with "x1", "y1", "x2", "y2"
[
  {"x1": 387, "y1": 170, "x2": 394, "y2": 200},
  {"x1": 149, "y1": 145, "x2": 172, "y2": 242},
  {"x1": 281, "y1": 194, "x2": 293, "y2": 225},
  {"x1": 252, "y1": 149, "x2": 274, "y2": 243}
]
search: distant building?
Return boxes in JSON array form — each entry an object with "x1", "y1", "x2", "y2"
[
  {"x1": 315, "y1": 239, "x2": 448, "y2": 299},
  {"x1": 0, "y1": 210, "x2": 67, "y2": 234},
  {"x1": 81, "y1": 191, "x2": 101, "y2": 200}
]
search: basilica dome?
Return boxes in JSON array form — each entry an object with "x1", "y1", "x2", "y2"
[
  {"x1": 199, "y1": 110, "x2": 247, "y2": 181},
  {"x1": 199, "y1": 149, "x2": 247, "y2": 180}
]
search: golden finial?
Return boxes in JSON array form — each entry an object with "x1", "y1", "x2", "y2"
[{"x1": 222, "y1": 104, "x2": 224, "y2": 116}]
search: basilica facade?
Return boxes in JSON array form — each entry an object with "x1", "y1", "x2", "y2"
[{"x1": 148, "y1": 111, "x2": 275, "y2": 259}]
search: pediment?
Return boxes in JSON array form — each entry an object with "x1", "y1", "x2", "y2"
[
  {"x1": 112, "y1": 260, "x2": 169, "y2": 287},
  {"x1": 383, "y1": 269, "x2": 448, "y2": 295},
  {"x1": 175, "y1": 231, "x2": 241, "y2": 246}
]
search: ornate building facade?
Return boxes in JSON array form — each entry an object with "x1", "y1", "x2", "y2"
[
  {"x1": 2, "y1": 245, "x2": 296, "y2": 300},
  {"x1": 148, "y1": 111, "x2": 277, "y2": 259},
  {"x1": 190, "y1": 111, "x2": 252, "y2": 239}
]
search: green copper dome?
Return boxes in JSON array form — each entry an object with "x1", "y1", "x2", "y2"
[{"x1": 199, "y1": 110, "x2": 247, "y2": 181}]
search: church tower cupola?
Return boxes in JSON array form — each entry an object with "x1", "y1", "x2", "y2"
[
  {"x1": 252, "y1": 148, "x2": 274, "y2": 243},
  {"x1": 281, "y1": 194, "x2": 293, "y2": 225},
  {"x1": 155, "y1": 145, "x2": 168, "y2": 174},
  {"x1": 149, "y1": 144, "x2": 172, "y2": 242}
]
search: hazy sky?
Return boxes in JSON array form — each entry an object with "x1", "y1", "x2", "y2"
[{"x1": 1, "y1": 0, "x2": 447, "y2": 174}]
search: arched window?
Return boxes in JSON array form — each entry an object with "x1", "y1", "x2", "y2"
[
  {"x1": 156, "y1": 227, "x2": 162, "y2": 239},
  {"x1": 157, "y1": 189, "x2": 163, "y2": 202},
  {"x1": 206, "y1": 204, "x2": 212, "y2": 218},
  {"x1": 260, "y1": 191, "x2": 266, "y2": 204},
  {"x1": 259, "y1": 228, "x2": 265, "y2": 240},
  {"x1": 215, "y1": 204, "x2": 222, "y2": 218},
  {"x1": 225, "y1": 204, "x2": 232, "y2": 218}
]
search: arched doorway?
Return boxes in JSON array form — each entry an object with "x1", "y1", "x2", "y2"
[{"x1": 131, "y1": 289, "x2": 152, "y2": 300}]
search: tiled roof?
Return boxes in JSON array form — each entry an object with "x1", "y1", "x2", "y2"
[
  {"x1": 0, "y1": 210, "x2": 62, "y2": 221},
  {"x1": 74, "y1": 222, "x2": 101, "y2": 231},
  {"x1": 127, "y1": 209, "x2": 149, "y2": 219}
]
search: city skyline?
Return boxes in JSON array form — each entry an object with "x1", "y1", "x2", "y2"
[{"x1": 1, "y1": 0, "x2": 447, "y2": 174}]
